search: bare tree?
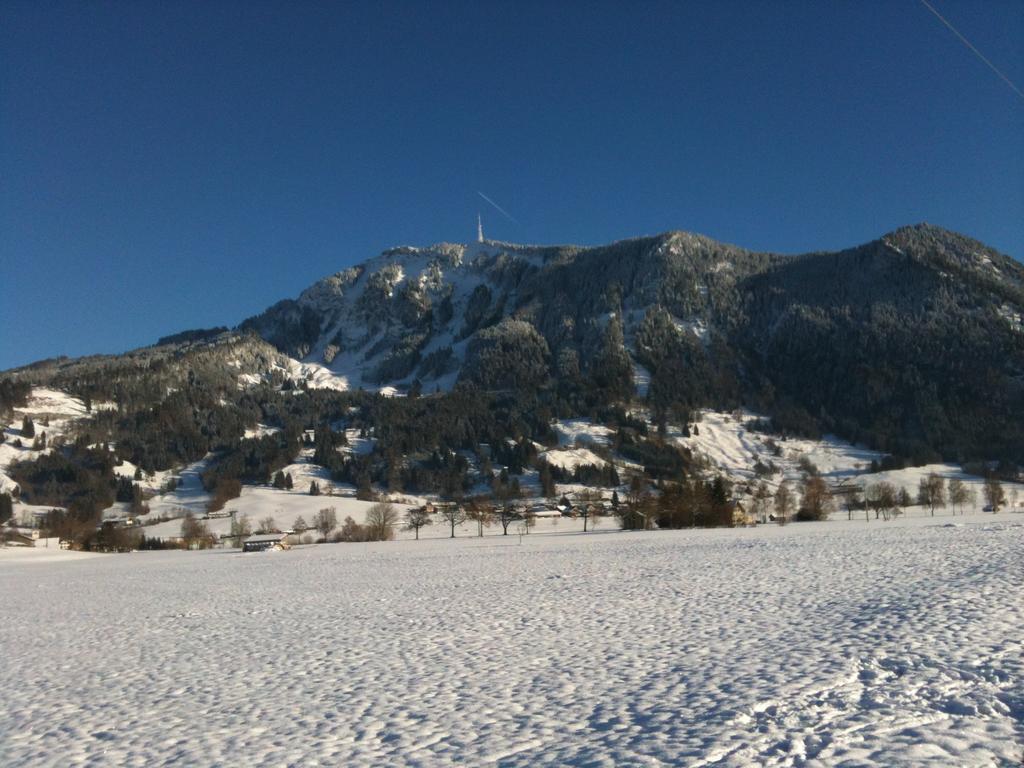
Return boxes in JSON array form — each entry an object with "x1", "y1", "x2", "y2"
[
  {"x1": 844, "y1": 485, "x2": 863, "y2": 521},
  {"x1": 522, "y1": 509, "x2": 536, "y2": 534},
  {"x1": 866, "y1": 482, "x2": 898, "y2": 521},
  {"x1": 865, "y1": 483, "x2": 882, "y2": 520},
  {"x1": 751, "y1": 480, "x2": 772, "y2": 524},
  {"x1": 403, "y1": 506, "x2": 433, "y2": 540},
  {"x1": 897, "y1": 487, "x2": 912, "y2": 511},
  {"x1": 337, "y1": 516, "x2": 367, "y2": 542},
  {"x1": 180, "y1": 513, "x2": 214, "y2": 549},
  {"x1": 495, "y1": 504, "x2": 520, "y2": 535},
  {"x1": 229, "y1": 513, "x2": 252, "y2": 547},
  {"x1": 917, "y1": 473, "x2": 946, "y2": 516},
  {"x1": 465, "y1": 498, "x2": 493, "y2": 537},
  {"x1": 438, "y1": 502, "x2": 467, "y2": 538},
  {"x1": 365, "y1": 502, "x2": 398, "y2": 541},
  {"x1": 575, "y1": 489, "x2": 604, "y2": 532},
  {"x1": 258, "y1": 515, "x2": 278, "y2": 533},
  {"x1": 798, "y1": 476, "x2": 833, "y2": 521},
  {"x1": 312, "y1": 507, "x2": 338, "y2": 541},
  {"x1": 983, "y1": 477, "x2": 1005, "y2": 512},
  {"x1": 774, "y1": 481, "x2": 794, "y2": 525},
  {"x1": 948, "y1": 479, "x2": 969, "y2": 515},
  {"x1": 579, "y1": 504, "x2": 597, "y2": 532}
]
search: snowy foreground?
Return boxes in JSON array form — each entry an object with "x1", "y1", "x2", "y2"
[{"x1": 2, "y1": 517, "x2": 1022, "y2": 767}]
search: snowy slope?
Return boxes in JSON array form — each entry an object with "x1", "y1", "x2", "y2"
[
  {"x1": 0, "y1": 388, "x2": 93, "y2": 497},
  {"x1": 671, "y1": 409, "x2": 1018, "y2": 509},
  {"x1": 1, "y1": 514, "x2": 1021, "y2": 766},
  {"x1": 269, "y1": 240, "x2": 526, "y2": 392}
]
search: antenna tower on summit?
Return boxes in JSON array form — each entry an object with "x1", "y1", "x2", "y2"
[{"x1": 477, "y1": 213, "x2": 484, "y2": 243}]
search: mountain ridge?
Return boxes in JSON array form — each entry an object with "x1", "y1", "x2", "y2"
[{"x1": 5, "y1": 224, "x2": 1023, "y2": 464}]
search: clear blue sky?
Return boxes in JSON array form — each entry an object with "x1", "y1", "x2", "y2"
[{"x1": 2, "y1": 0, "x2": 1022, "y2": 370}]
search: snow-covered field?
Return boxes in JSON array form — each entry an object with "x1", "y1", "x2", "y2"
[{"x1": 2, "y1": 515, "x2": 1021, "y2": 767}]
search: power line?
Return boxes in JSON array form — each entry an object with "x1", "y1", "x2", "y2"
[{"x1": 919, "y1": 0, "x2": 1024, "y2": 102}]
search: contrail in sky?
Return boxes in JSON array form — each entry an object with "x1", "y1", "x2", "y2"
[
  {"x1": 477, "y1": 191, "x2": 520, "y2": 225},
  {"x1": 919, "y1": 0, "x2": 1024, "y2": 102}
]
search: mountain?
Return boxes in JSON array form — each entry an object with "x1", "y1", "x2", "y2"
[
  {"x1": 5, "y1": 224, "x2": 1024, "y2": 465},
  {"x1": 232, "y1": 224, "x2": 1024, "y2": 463}
]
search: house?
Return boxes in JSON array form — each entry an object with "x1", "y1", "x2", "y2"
[
  {"x1": 2, "y1": 529, "x2": 37, "y2": 547},
  {"x1": 241, "y1": 533, "x2": 291, "y2": 553},
  {"x1": 2, "y1": 524, "x2": 39, "y2": 548},
  {"x1": 530, "y1": 508, "x2": 563, "y2": 519},
  {"x1": 526, "y1": 503, "x2": 562, "y2": 519},
  {"x1": 830, "y1": 480, "x2": 864, "y2": 509},
  {"x1": 729, "y1": 500, "x2": 755, "y2": 527}
]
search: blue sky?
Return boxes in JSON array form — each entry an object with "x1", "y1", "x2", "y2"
[{"x1": 2, "y1": 0, "x2": 1022, "y2": 369}]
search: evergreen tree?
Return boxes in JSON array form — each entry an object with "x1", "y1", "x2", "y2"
[
  {"x1": 539, "y1": 462, "x2": 556, "y2": 497},
  {"x1": 590, "y1": 314, "x2": 634, "y2": 403},
  {"x1": 356, "y1": 472, "x2": 373, "y2": 501},
  {"x1": 21, "y1": 417, "x2": 35, "y2": 438},
  {"x1": 0, "y1": 493, "x2": 12, "y2": 524},
  {"x1": 710, "y1": 476, "x2": 730, "y2": 506}
]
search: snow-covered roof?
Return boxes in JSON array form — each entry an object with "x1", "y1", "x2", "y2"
[{"x1": 242, "y1": 533, "x2": 288, "y2": 544}]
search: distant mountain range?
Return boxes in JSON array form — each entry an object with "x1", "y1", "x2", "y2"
[{"x1": 8, "y1": 224, "x2": 1024, "y2": 464}]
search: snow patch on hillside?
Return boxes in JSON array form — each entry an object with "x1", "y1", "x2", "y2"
[
  {"x1": 673, "y1": 315, "x2": 710, "y2": 343},
  {"x1": 0, "y1": 388, "x2": 90, "y2": 496},
  {"x1": 998, "y1": 303, "x2": 1023, "y2": 332},
  {"x1": 136, "y1": 455, "x2": 217, "y2": 521},
  {"x1": 674, "y1": 409, "x2": 1021, "y2": 506},
  {"x1": 553, "y1": 419, "x2": 612, "y2": 447},
  {"x1": 541, "y1": 446, "x2": 608, "y2": 471}
]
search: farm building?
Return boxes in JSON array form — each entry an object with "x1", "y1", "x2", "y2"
[
  {"x1": 2, "y1": 529, "x2": 38, "y2": 547},
  {"x1": 241, "y1": 533, "x2": 291, "y2": 553}
]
